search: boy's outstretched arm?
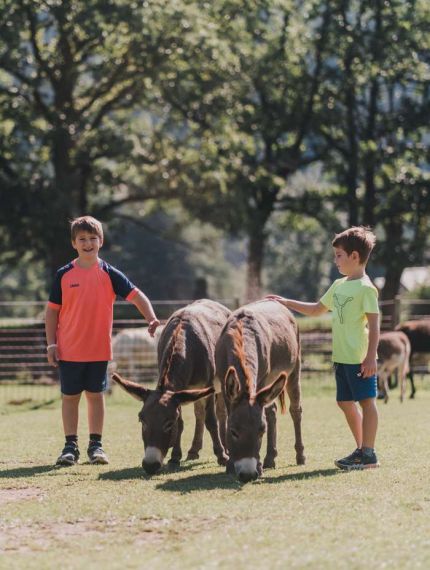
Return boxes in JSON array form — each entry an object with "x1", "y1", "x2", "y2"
[
  {"x1": 265, "y1": 294, "x2": 328, "y2": 317},
  {"x1": 361, "y1": 312, "x2": 379, "y2": 378},
  {"x1": 130, "y1": 290, "x2": 160, "y2": 336}
]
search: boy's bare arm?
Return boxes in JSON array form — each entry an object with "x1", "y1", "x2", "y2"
[
  {"x1": 45, "y1": 305, "x2": 59, "y2": 367},
  {"x1": 361, "y1": 312, "x2": 380, "y2": 378},
  {"x1": 130, "y1": 290, "x2": 160, "y2": 336},
  {"x1": 265, "y1": 295, "x2": 328, "y2": 317}
]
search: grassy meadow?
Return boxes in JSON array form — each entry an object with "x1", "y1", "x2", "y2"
[{"x1": 0, "y1": 378, "x2": 429, "y2": 570}]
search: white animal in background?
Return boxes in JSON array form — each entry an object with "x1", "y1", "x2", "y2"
[{"x1": 109, "y1": 326, "x2": 164, "y2": 386}]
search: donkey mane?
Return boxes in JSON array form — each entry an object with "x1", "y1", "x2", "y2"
[
  {"x1": 160, "y1": 321, "x2": 183, "y2": 389},
  {"x1": 228, "y1": 318, "x2": 254, "y2": 394}
]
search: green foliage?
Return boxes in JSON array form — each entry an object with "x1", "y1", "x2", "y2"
[
  {"x1": 0, "y1": 0, "x2": 429, "y2": 300},
  {"x1": 103, "y1": 204, "x2": 247, "y2": 304}
]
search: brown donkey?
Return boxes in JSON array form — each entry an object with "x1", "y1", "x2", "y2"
[
  {"x1": 112, "y1": 299, "x2": 230, "y2": 474},
  {"x1": 215, "y1": 300, "x2": 305, "y2": 483}
]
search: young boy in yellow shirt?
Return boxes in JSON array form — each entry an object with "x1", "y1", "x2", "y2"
[{"x1": 267, "y1": 226, "x2": 380, "y2": 469}]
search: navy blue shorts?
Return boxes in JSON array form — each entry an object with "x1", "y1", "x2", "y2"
[
  {"x1": 334, "y1": 363, "x2": 377, "y2": 402},
  {"x1": 58, "y1": 361, "x2": 108, "y2": 395}
]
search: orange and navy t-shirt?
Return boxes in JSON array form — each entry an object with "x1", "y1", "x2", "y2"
[{"x1": 47, "y1": 259, "x2": 138, "y2": 362}]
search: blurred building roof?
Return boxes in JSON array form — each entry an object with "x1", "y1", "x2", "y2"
[{"x1": 374, "y1": 266, "x2": 430, "y2": 292}]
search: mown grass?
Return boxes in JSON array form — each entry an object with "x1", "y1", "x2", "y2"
[{"x1": 0, "y1": 379, "x2": 429, "y2": 570}]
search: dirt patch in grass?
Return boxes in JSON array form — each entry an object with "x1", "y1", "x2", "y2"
[
  {"x1": 0, "y1": 515, "x2": 219, "y2": 554},
  {"x1": 0, "y1": 487, "x2": 44, "y2": 505}
]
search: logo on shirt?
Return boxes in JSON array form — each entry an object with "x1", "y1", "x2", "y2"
[
  {"x1": 333, "y1": 293, "x2": 353, "y2": 324},
  {"x1": 70, "y1": 283, "x2": 80, "y2": 288}
]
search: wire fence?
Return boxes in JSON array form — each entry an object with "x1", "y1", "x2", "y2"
[{"x1": 1, "y1": 297, "x2": 429, "y2": 404}]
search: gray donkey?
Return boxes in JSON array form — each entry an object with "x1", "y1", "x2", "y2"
[
  {"x1": 112, "y1": 299, "x2": 230, "y2": 474},
  {"x1": 215, "y1": 300, "x2": 305, "y2": 483}
]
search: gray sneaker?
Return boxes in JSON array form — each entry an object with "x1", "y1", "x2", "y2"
[
  {"x1": 87, "y1": 442, "x2": 109, "y2": 465},
  {"x1": 56, "y1": 444, "x2": 80, "y2": 466}
]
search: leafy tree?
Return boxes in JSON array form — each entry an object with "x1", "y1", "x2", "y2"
[
  {"x1": 0, "y1": 0, "x2": 187, "y2": 272},
  {"x1": 154, "y1": 0, "x2": 333, "y2": 299},
  {"x1": 319, "y1": 0, "x2": 430, "y2": 300}
]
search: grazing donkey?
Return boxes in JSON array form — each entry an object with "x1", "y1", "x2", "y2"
[
  {"x1": 395, "y1": 320, "x2": 430, "y2": 399},
  {"x1": 377, "y1": 331, "x2": 411, "y2": 403},
  {"x1": 215, "y1": 300, "x2": 305, "y2": 483},
  {"x1": 112, "y1": 299, "x2": 230, "y2": 474}
]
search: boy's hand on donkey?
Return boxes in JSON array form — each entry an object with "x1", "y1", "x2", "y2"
[
  {"x1": 265, "y1": 294, "x2": 287, "y2": 304},
  {"x1": 148, "y1": 319, "x2": 160, "y2": 337}
]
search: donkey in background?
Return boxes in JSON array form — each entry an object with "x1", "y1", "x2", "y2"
[
  {"x1": 113, "y1": 299, "x2": 230, "y2": 474},
  {"x1": 215, "y1": 300, "x2": 305, "y2": 483},
  {"x1": 377, "y1": 331, "x2": 411, "y2": 403}
]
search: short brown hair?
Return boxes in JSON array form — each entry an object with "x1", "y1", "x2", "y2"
[
  {"x1": 332, "y1": 226, "x2": 376, "y2": 264},
  {"x1": 70, "y1": 216, "x2": 103, "y2": 241}
]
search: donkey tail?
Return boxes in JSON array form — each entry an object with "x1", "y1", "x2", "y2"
[{"x1": 279, "y1": 385, "x2": 287, "y2": 415}]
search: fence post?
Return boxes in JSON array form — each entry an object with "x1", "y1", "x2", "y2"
[{"x1": 393, "y1": 295, "x2": 401, "y2": 328}]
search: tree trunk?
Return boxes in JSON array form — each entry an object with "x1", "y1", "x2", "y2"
[{"x1": 246, "y1": 230, "x2": 266, "y2": 302}]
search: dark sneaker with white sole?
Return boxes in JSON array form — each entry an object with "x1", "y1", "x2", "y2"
[
  {"x1": 87, "y1": 442, "x2": 109, "y2": 465},
  {"x1": 334, "y1": 448, "x2": 363, "y2": 470},
  {"x1": 56, "y1": 443, "x2": 80, "y2": 466},
  {"x1": 357, "y1": 451, "x2": 380, "y2": 470},
  {"x1": 335, "y1": 448, "x2": 380, "y2": 470}
]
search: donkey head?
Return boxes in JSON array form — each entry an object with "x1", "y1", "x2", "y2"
[
  {"x1": 112, "y1": 373, "x2": 214, "y2": 474},
  {"x1": 224, "y1": 367, "x2": 287, "y2": 483}
]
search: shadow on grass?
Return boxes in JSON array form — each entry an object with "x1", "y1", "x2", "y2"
[
  {"x1": 261, "y1": 467, "x2": 339, "y2": 484},
  {"x1": 98, "y1": 460, "x2": 209, "y2": 481},
  {"x1": 0, "y1": 465, "x2": 59, "y2": 478},
  {"x1": 156, "y1": 471, "x2": 241, "y2": 493},
  {"x1": 155, "y1": 467, "x2": 339, "y2": 493}
]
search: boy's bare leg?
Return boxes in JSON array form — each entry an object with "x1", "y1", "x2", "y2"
[
  {"x1": 85, "y1": 391, "x2": 105, "y2": 435},
  {"x1": 359, "y1": 398, "x2": 378, "y2": 449},
  {"x1": 62, "y1": 393, "x2": 81, "y2": 435},
  {"x1": 337, "y1": 400, "x2": 363, "y2": 448}
]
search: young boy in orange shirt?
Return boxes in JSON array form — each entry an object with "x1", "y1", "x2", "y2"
[
  {"x1": 267, "y1": 226, "x2": 380, "y2": 469},
  {"x1": 45, "y1": 216, "x2": 160, "y2": 466}
]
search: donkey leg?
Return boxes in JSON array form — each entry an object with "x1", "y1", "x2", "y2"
[
  {"x1": 169, "y1": 410, "x2": 184, "y2": 468},
  {"x1": 205, "y1": 395, "x2": 228, "y2": 466},
  {"x1": 409, "y1": 370, "x2": 416, "y2": 399},
  {"x1": 263, "y1": 402, "x2": 278, "y2": 469},
  {"x1": 186, "y1": 400, "x2": 205, "y2": 460},
  {"x1": 286, "y1": 370, "x2": 305, "y2": 465}
]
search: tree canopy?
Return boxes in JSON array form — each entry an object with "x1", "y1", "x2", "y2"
[{"x1": 0, "y1": 0, "x2": 429, "y2": 301}]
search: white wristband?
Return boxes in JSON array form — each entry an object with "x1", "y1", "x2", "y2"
[{"x1": 47, "y1": 344, "x2": 57, "y2": 351}]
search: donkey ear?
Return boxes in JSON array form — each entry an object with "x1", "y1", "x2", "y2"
[
  {"x1": 224, "y1": 366, "x2": 241, "y2": 403},
  {"x1": 255, "y1": 373, "x2": 288, "y2": 408},
  {"x1": 171, "y1": 386, "x2": 215, "y2": 405},
  {"x1": 112, "y1": 373, "x2": 151, "y2": 402}
]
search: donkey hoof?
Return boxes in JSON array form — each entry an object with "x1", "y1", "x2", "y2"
[
  {"x1": 263, "y1": 458, "x2": 276, "y2": 469},
  {"x1": 226, "y1": 460, "x2": 235, "y2": 475},
  {"x1": 297, "y1": 455, "x2": 306, "y2": 465},
  {"x1": 217, "y1": 453, "x2": 229, "y2": 466},
  {"x1": 168, "y1": 459, "x2": 181, "y2": 470},
  {"x1": 186, "y1": 452, "x2": 199, "y2": 461}
]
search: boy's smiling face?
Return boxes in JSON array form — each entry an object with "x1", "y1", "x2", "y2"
[
  {"x1": 72, "y1": 230, "x2": 103, "y2": 262},
  {"x1": 333, "y1": 246, "x2": 361, "y2": 277}
]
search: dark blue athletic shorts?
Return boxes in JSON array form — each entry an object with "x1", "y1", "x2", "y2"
[
  {"x1": 58, "y1": 361, "x2": 108, "y2": 395},
  {"x1": 334, "y1": 363, "x2": 377, "y2": 402}
]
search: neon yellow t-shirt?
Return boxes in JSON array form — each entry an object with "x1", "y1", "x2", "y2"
[{"x1": 320, "y1": 276, "x2": 379, "y2": 364}]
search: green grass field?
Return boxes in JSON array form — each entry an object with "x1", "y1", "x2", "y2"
[{"x1": 1, "y1": 380, "x2": 429, "y2": 570}]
